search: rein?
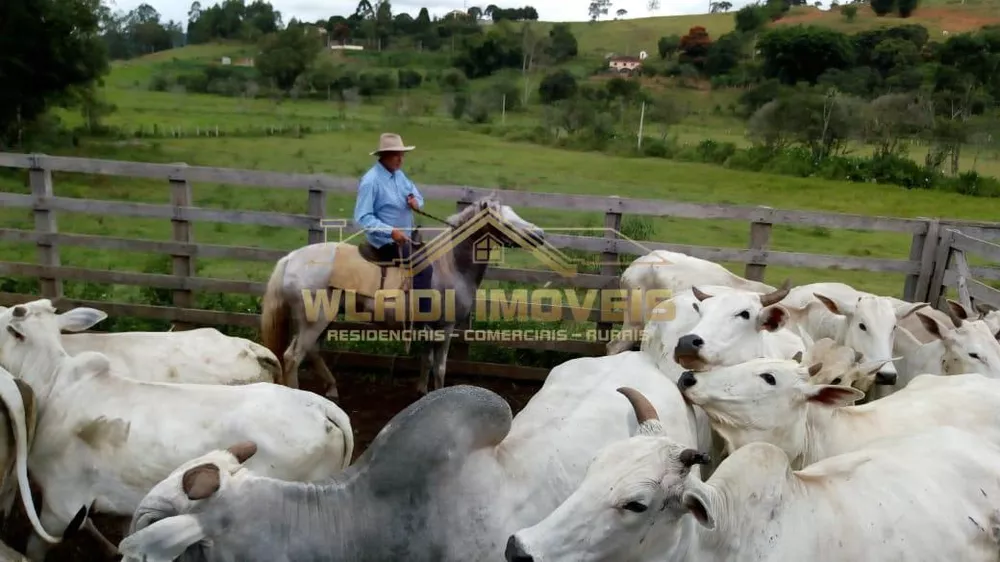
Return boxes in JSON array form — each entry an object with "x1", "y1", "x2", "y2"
[{"x1": 414, "y1": 207, "x2": 458, "y2": 229}]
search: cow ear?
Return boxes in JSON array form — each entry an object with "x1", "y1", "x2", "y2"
[
  {"x1": 792, "y1": 351, "x2": 803, "y2": 363},
  {"x1": 681, "y1": 487, "x2": 716, "y2": 530},
  {"x1": 758, "y1": 305, "x2": 789, "y2": 332},
  {"x1": 813, "y1": 294, "x2": 842, "y2": 316},
  {"x1": 118, "y1": 514, "x2": 207, "y2": 562},
  {"x1": 56, "y1": 307, "x2": 108, "y2": 332},
  {"x1": 917, "y1": 311, "x2": 946, "y2": 340},
  {"x1": 805, "y1": 384, "x2": 865, "y2": 406}
]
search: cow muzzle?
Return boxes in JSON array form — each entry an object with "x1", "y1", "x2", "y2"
[
  {"x1": 674, "y1": 335, "x2": 707, "y2": 370},
  {"x1": 505, "y1": 535, "x2": 534, "y2": 562},
  {"x1": 678, "y1": 371, "x2": 697, "y2": 390},
  {"x1": 875, "y1": 370, "x2": 897, "y2": 386}
]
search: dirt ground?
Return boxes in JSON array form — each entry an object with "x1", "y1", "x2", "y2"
[{"x1": 0, "y1": 371, "x2": 541, "y2": 561}]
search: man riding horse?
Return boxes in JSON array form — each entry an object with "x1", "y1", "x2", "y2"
[{"x1": 353, "y1": 132, "x2": 434, "y2": 319}]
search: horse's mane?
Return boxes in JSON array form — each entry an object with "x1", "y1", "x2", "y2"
[{"x1": 417, "y1": 194, "x2": 501, "y2": 279}]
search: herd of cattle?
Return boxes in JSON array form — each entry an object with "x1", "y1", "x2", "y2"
[{"x1": 0, "y1": 249, "x2": 999, "y2": 561}]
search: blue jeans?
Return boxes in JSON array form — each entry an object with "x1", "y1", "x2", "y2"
[{"x1": 375, "y1": 240, "x2": 434, "y2": 315}]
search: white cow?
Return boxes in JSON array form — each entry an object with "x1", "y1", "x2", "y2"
[
  {"x1": 676, "y1": 358, "x2": 1000, "y2": 469},
  {"x1": 978, "y1": 303, "x2": 1000, "y2": 334},
  {"x1": 669, "y1": 281, "x2": 806, "y2": 373},
  {"x1": 795, "y1": 338, "x2": 895, "y2": 395},
  {"x1": 608, "y1": 251, "x2": 774, "y2": 354},
  {"x1": 120, "y1": 354, "x2": 703, "y2": 562},
  {"x1": 506, "y1": 413, "x2": 1000, "y2": 562},
  {"x1": 0, "y1": 305, "x2": 280, "y2": 385},
  {"x1": 779, "y1": 284, "x2": 928, "y2": 386},
  {"x1": 0, "y1": 299, "x2": 354, "y2": 561},
  {"x1": 886, "y1": 311, "x2": 1000, "y2": 396}
]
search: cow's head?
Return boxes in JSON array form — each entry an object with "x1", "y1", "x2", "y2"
[
  {"x1": 504, "y1": 388, "x2": 709, "y2": 562},
  {"x1": 918, "y1": 311, "x2": 1000, "y2": 377},
  {"x1": 811, "y1": 294, "x2": 926, "y2": 387},
  {"x1": 676, "y1": 358, "x2": 864, "y2": 460},
  {"x1": 119, "y1": 442, "x2": 257, "y2": 562},
  {"x1": 673, "y1": 280, "x2": 793, "y2": 370}
]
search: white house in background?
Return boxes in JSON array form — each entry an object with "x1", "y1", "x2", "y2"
[
  {"x1": 221, "y1": 56, "x2": 232, "y2": 65},
  {"x1": 607, "y1": 55, "x2": 643, "y2": 74},
  {"x1": 638, "y1": 50, "x2": 649, "y2": 60},
  {"x1": 330, "y1": 45, "x2": 364, "y2": 51}
]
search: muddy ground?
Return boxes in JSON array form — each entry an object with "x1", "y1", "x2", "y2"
[{"x1": 0, "y1": 372, "x2": 541, "y2": 561}]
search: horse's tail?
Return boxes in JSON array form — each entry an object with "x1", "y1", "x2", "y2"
[{"x1": 261, "y1": 255, "x2": 290, "y2": 386}]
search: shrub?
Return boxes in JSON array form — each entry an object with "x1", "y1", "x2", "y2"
[
  {"x1": 841, "y1": 4, "x2": 858, "y2": 21},
  {"x1": 538, "y1": 70, "x2": 578, "y2": 104},
  {"x1": 440, "y1": 68, "x2": 468, "y2": 92},
  {"x1": 397, "y1": 68, "x2": 423, "y2": 89}
]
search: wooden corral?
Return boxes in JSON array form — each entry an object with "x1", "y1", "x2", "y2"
[{"x1": 0, "y1": 152, "x2": 999, "y2": 383}]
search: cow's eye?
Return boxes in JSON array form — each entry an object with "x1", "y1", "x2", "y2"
[
  {"x1": 737, "y1": 310, "x2": 750, "y2": 320},
  {"x1": 830, "y1": 377, "x2": 842, "y2": 385},
  {"x1": 970, "y1": 352, "x2": 981, "y2": 361},
  {"x1": 622, "y1": 501, "x2": 648, "y2": 513},
  {"x1": 858, "y1": 323, "x2": 867, "y2": 332},
  {"x1": 760, "y1": 373, "x2": 776, "y2": 385}
]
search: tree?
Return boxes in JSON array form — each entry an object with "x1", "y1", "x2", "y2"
[
  {"x1": 467, "y1": 6, "x2": 482, "y2": 20},
  {"x1": 897, "y1": 0, "x2": 918, "y2": 17},
  {"x1": 539, "y1": 70, "x2": 578, "y2": 103},
  {"x1": 588, "y1": 0, "x2": 612, "y2": 21},
  {"x1": 546, "y1": 23, "x2": 578, "y2": 63},
  {"x1": 647, "y1": 0, "x2": 661, "y2": 12},
  {"x1": 705, "y1": 31, "x2": 745, "y2": 76},
  {"x1": 657, "y1": 34, "x2": 681, "y2": 59},
  {"x1": 1, "y1": 0, "x2": 109, "y2": 146},
  {"x1": 679, "y1": 26, "x2": 712, "y2": 69},
  {"x1": 256, "y1": 25, "x2": 323, "y2": 91},
  {"x1": 734, "y1": 4, "x2": 768, "y2": 33},
  {"x1": 616, "y1": 9, "x2": 628, "y2": 18},
  {"x1": 758, "y1": 25, "x2": 855, "y2": 85},
  {"x1": 870, "y1": 0, "x2": 895, "y2": 16},
  {"x1": 841, "y1": 4, "x2": 858, "y2": 22},
  {"x1": 864, "y1": 93, "x2": 933, "y2": 158}
]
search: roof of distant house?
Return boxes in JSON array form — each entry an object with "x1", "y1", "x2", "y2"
[{"x1": 609, "y1": 55, "x2": 642, "y2": 63}]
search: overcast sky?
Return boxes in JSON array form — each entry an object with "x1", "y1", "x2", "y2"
[{"x1": 105, "y1": 0, "x2": 739, "y2": 27}]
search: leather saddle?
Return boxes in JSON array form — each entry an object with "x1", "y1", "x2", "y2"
[{"x1": 357, "y1": 231, "x2": 425, "y2": 291}]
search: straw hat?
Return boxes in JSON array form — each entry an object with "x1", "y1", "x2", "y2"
[{"x1": 370, "y1": 132, "x2": 416, "y2": 156}]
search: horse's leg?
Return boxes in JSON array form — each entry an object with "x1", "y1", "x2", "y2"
[
  {"x1": 282, "y1": 334, "x2": 302, "y2": 389},
  {"x1": 430, "y1": 326, "x2": 454, "y2": 391},
  {"x1": 286, "y1": 320, "x2": 337, "y2": 399},
  {"x1": 416, "y1": 338, "x2": 435, "y2": 396},
  {"x1": 308, "y1": 347, "x2": 339, "y2": 401}
]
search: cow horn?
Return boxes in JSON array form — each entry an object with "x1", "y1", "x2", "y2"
[
  {"x1": 808, "y1": 362, "x2": 823, "y2": 377},
  {"x1": 691, "y1": 286, "x2": 712, "y2": 302},
  {"x1": 759, "y1": 279, "x2": 792, "y2": 308},
  {"x1": 617, "y1": 387, "x2": 659, "y2": 424},
  {"x1": 679, "y1": 449, "x2": 711, "y2": 468},
  {"x1": 226, "y1": 441, "x2": 258, "y2": 464},
  {"x1": 182, "y1": 463, "x2": 221, "y2": 500},
  {"x1": 792, "y1": 351, "x2": 803, "y2": 363}
]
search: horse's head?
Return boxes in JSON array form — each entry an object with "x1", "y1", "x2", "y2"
[{"x1": 457, "y1": 193, "x2": 546, "y2": 249}]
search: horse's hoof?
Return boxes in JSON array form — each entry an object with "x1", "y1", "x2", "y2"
[{"x1": 324, "y1": 388, "x2": 340, "y2": 402}]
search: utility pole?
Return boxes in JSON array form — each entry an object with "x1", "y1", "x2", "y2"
[{"x1": 637, "y1": 101, "x2": 646, "y2": 151}]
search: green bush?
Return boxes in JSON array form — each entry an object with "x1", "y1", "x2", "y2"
[{"x1": 397, "y1": 68, "x2": 424, "y2": 89}]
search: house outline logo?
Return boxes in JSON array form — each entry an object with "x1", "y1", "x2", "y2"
[
  {"x1": 321, "y1": 207, "x2": 578, "y2": 278},
  {"x1": 472, "y1": 233, "x2": 505, "y2": 265}
]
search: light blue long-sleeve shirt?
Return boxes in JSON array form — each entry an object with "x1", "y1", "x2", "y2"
[{"x1": 353, "y1": 161, "x2": 425, "y2": 248}]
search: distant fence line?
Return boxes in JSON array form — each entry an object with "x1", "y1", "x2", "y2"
[{"x1": 0, "y1": 152, "x2": 998, "y2": 382}]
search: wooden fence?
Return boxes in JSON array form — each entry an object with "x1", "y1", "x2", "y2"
[{"x1": 0, "y1": 152, "x2": 999, "y2": 382}]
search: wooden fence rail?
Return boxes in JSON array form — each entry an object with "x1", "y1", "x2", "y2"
[{"x1": 1, "y1": 152, "x2": 999, "y2": 381}]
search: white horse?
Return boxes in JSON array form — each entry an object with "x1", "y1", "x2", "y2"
[{"x1": 259, "y1": 193, "x2": 545, "y2": 400}]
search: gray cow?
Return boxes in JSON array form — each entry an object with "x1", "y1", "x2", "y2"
[{"x1": 120, "y1": 385, "x2": 515, "y2": 561}]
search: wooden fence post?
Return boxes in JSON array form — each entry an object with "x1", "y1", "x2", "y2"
[
  {"x1": 600, "y1": 201, "x2": 623, "y2": 340},
  {"x1": 306, "y1": 181, "x2": 327, "y2": 245},
  {"x1": 169, "y1": 163, "x2": 194, "y2": 327},
  {"x1": 908, "y1": 219, "x2": 940, "y2": 303},
  {"x1": 30, "y1": 154, "x2": 62, "y2": 300},
  {"x1": 951, "y1": 248, "x2": 973, "y2": 311},
  {"x1": 451, "y1": 199, "x2": 473, "y2": 361},
  {"x1": 926, "y1": 228, "x2": 956, "y2": 310},
  {"x1": 744, "y1": 207, "x2": 773, "y2": 282}
]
